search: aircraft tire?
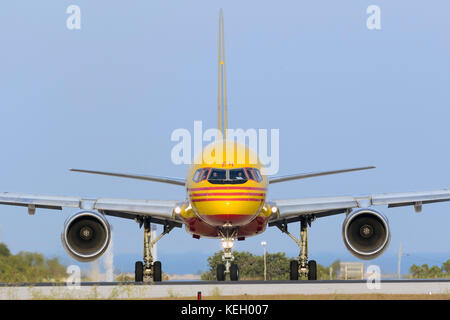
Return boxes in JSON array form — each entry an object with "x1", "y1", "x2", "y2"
[
  {"x1": 230, "y1": 264, "x2": 239, "y2": 281},
  {"x1": 308, "y1": 260, "x2": 317, "y2": 280},
  {"x1": 290, "y1": 260, "x2": 299, "y2": 280},
  {"x1": 153, "y1": 261, "x2": 162, "y2": 282},
  {"x1": 135, "y1": 261, "x2": 144, "y2": 282},
  {"x1": 217, "y1": 264, "x2": 226, "y2": 281}
]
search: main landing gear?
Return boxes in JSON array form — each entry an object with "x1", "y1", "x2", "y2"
[
  {"x1": 216, "y1": 229, "x2": 239, "y2": 281},
  {"x1": 134, "y1": 217, "x2": 176, "y2": 282},
  {"x1": 275, "y1": 217, "x2": 317, "y2": 281}
]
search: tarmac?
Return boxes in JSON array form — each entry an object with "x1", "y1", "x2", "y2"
[{"x1": 0, "y1": 280, "x2": 449, "y2": 299}]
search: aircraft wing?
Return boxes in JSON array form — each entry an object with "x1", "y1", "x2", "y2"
[
  {"x1": 268, "y1": 166, "x2": 375, "y2": 184},
  {"x1": 0, "y1": 192, "x2": 182, "y2": 226},
  {"x1": 269, "y1": 189, "x2": 450, "y2": 225},
  {"x1": 70, "y1": 169, "x2": 186, "y2": 186}
]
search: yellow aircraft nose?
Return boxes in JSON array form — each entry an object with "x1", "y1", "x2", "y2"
[{"x1": 189, "y1": 186, "x2": 266, "y2": 226}]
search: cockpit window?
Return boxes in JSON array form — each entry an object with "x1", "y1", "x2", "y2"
[
  {"x1": 254, "y1": 168, "x2": 263, "y2": 182},
  {"x1": 229, "y1": 168, "x2": 248, "y2": 182},
  {"x1": 199, "y1": 168, "x2": 210, "y2": 181},
  {"x1": 245, "y1": 168, "x2": 263, "y2": 182},
  {"x1": 246, "y1": 168, "x2": 256, "y2": 181},
  {"x1": 192, "y1": 168, "x2": 210, "y2": 183},
  {"x1": 206, "y1": 168, "x2": 253, "y2": 184},
  {"x1": 208, "y1": 168, "x2": 227, "y2": 184},
  {"x1": 193, "y1": 169, "x2": 201, "y2": 182}
]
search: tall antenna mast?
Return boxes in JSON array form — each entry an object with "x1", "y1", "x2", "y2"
[{"x1": 218, "y1": 9, "x2": 228, "y2": 139}]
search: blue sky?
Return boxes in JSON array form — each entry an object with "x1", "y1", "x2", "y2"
[{"x1": 0, "y1": 1, "x2": 449, "y2": 274}]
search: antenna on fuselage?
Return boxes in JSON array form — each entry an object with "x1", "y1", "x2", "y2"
[{"x1": 218, "y1": 9, "x2": 228, "y2": 140}]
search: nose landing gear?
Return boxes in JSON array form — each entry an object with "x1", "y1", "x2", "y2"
[{"x1": 217, "y1": 229, "x2": 239, "y2": 281}]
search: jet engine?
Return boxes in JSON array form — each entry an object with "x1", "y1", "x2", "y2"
[
  {"x1": 342, "y1": 208, "x2": 390, "y2": 260},
  {"x1": 61, "y1": 211, "x2": 111, "y2": 262}
]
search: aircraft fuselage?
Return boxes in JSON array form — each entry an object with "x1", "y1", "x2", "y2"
[{"x1": 178, "y1": 141, "x2": 273, "y2": 239}]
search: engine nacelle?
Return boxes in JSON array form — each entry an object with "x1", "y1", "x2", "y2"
[
  {"x1": 61, "y1": 211, "x2": 111, "y2": 262},
  {"x1": 342, "y1": 208, "x2": 390, "y2": 260}
]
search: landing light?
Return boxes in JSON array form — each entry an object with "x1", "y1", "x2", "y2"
[
  {"x1": 221, "y1": 239, "x2": 234, "y2": 249},
  {"x1": 174, "y1": 206, "x2": 182, "y2": 214},
  {"x1": 271, "y1": 206, "x2": 278, "y2": 213}
]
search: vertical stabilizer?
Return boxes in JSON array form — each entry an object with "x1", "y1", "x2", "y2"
[{"x1": 218, "y1": 9, "x2": 228, "y2": 139}]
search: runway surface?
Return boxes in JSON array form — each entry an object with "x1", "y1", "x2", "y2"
[{"x1": 0, "y1": 280, "x2": 449, "y2": 299}]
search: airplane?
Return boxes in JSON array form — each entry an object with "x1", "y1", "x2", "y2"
[{"x1": 1, "y1": 10, "x2": 450, "y2": 282}]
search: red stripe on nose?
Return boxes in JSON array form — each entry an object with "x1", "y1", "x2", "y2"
[
  {"x1": 191, "y1": 198, "x2": 264, "y2": 202},
  {"x1": 188, "y1": 187, "x2": 267, "y2": 191},
  {"x1": 190, "y1": 192, "x2": 265, "y2": 197}
]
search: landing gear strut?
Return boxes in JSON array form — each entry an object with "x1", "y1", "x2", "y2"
[
  {"x1": 134, "y1": 217, "x2": 175, "y2": 282},
  {"x1": 276, "y1": 217, "x2": 317, "y2": 281},
  {"x1": 217, "y1": 228, "x2": 239, "y2": 281}
]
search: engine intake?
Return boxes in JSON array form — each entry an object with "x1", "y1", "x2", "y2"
[
  {"x1": 61, "y1": 211, "x2": 111, "y2": 262},
  {"x1": 342, "y1": 208, "x2": 390, "y2": 260}
]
